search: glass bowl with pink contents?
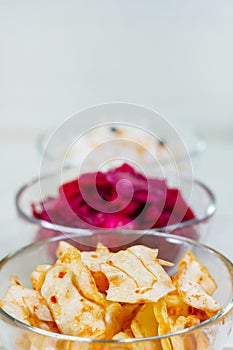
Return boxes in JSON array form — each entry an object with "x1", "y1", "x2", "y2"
[{"x1": 15, "y1": 163, "x2": 216, "y2": 244}]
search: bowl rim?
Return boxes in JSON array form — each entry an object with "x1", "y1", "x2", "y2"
[
  {"x1": 0, "y1": 231, "x2": 232, "y2": 343},
  {"x1": 15, "y1": 170, "x2": 216, "y2": 234}
]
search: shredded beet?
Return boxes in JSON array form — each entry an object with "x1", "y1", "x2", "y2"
[{"x1": 32, "y1": 163, "x2": 195, "y2": 230}]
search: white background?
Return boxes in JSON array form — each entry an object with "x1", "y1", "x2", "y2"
[{"x1": 0, "y1": 1, "x2": 232, "y2": 347}]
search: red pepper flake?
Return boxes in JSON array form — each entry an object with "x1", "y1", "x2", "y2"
[
  {"x1": 58, "y1": 271, "x2": 67, "y2": 279},
  {"x1": 50, "y1": 295, "x2": 57, "y2": 304}
]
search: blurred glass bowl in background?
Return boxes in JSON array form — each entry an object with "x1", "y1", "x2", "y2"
[
  {"x1": 37, "y1": 122, "x2": 206, "y2": 171},
  {"x1": 36, "y1": 103, "x2": 206, "y2": 177},
  {"x1": 0, "y1": 231, "x2": 232, "y2": 349}
]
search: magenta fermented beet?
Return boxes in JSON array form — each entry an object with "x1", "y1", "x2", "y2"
[{"x1": 32, "y1": 164, "x2": 195, "y2": 230}]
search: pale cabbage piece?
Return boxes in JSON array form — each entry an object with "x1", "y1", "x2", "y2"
[
  {"x1": 170, "y1": 334, "x2": 196, "y2": 350},
  {"x1": 170, "y1": 315, "x2": 200, "y2": 350},
  {"x1": 156, "y1": 259, "x2": 174, "y2": 267},
  {"x1": 41, "y1": 264, "x2": 106, "y2": 338},
  {"x1": 128, "y1": 245, "x2": 173, "y2": 267},
  {"x1": 57, "y1": 246, "x2": 105, "y2": 307},
  {"x1": 164, "y1": 292, "x2": 190, "y2": 319},
  {"x1": 131, "y1": 303, "x2": 159, "y2": 337},
  {"x1": 174, "y1": 271, "x2": 222, "y2": 313},
  {"x1": 127, "y1": 245, "x2": 159, "y2": 261},
  {"x1": 153, "y1": 299, "x2": 172, "y2": 350},
  {"x1": 178, "y1": 251, "x2": 217, "y2": 295},
  {"x1": 19, "y1": 291, "x2": 58, "y2": 332},
  {"x1": 127, "y1": 245, "x2": 174, "y2": 272},
  {"x1": 104, "y1": 301, "x2": 124, "y2": 338},
  {"x1": 170, "y1": 315, "x2": 209, "y2": 350},
  {"x1": 23, "y1": 295, "x2": 54, "y2": 322},
  {"x1": 131, "y1": 303, "x2": 162, "y2": 350},
  {"x1": 100, "y1": 263, "x2": 138, "y2": 303},
  {"x1": 102, "y1": 248, "x2": 175, "y2": 303},
  {"x1": 173, "y1": 314, "x2": 201, "y2": 330},
  {"x1": 108, "y1": 250, "x2": 156, "y2": 288},
  {"x1": 81, "y1": 248, "x2": 113, "y2": 273},
  {"x1": 30, "y1": 265, "x2": 51, "y2": 291},
  {"x1": 127, "y1": 246, "x2": 175, "y2": 293},
  {"x1": 166, "y1": 287, "x2": 210, "y2": 323},
  {"x1": 0, "y1": 285, "x2": 31, "y2": 325},
  {"x1": 0, "y1": 284, "x2": 58, "y2": 333},
  {"x1": 56, "y1": 240, "x2": 74, "y2": 258},
  {"x1": 102, "y1": 263, "x2": 175, "y2": 304},
  {"x1": 121, "y1": 303, "x2": 140, "y2": 329}
]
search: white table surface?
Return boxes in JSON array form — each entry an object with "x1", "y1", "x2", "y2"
[{"x1": 0, "y1": 1, "x2": 232, "y2": 348}]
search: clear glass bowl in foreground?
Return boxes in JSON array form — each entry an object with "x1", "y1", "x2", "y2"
[
  {"x1": 0, "y1": 231, "x2": 232, "y2": 349},
  {"x1": 15, "y1": 167, "x2": 216, "y2": 244}
]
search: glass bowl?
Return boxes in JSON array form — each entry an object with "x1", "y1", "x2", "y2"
[
  {"x1": 0, "y1": 232, "x2": 232, "y2": 350},
  {"x1": 15, "y1": 167, "x2": 216, "y2": 244},
  {"x1": 36, "y1": 103, "x2": 206, "y2": 173},
  {"x1": 37, "y1": 123, "x2": 206, "y2": 170}
]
